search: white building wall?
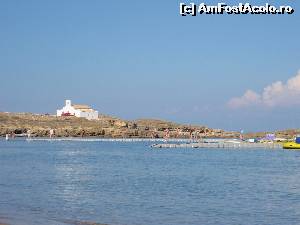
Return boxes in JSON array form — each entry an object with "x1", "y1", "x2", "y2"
[
  {"x1": 56, "y1": 105, "x2": 77, "y2": 116},
  {"x1": 78, "y1": 111, "x2": 99, "y2": 120},
  {"x1": 57, "y1": 109, "x2": 62, "y2": 116},
  {"x1": 57, "y1": 100, "x2": 99, "y2": 120}
]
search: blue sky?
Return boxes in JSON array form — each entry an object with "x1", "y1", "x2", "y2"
[{"x1": 0, "y1": 0, "x2": 299, "y2": 131}]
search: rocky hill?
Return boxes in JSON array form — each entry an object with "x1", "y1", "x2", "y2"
[
  {"x1": 244, "y1": 129, "x2": 300, "y2": 139},
  {"x1": 0, "y1": 112, "x2": 237, "y2": 138}
]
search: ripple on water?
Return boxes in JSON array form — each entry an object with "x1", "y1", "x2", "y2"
[{"x1": 1, "y1": 141, "x2": 300, "y2": 225}]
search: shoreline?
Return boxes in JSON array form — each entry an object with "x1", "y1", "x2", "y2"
[
  {"x1": 0, "y1": 112, "x2": 238, "y2": 139},
  {"x1": 1, "y1": 112, "x2": 298, "y2": 140},
  {"x1": 1, "y1": 137, "x2": 269, "y2": 143},
  {"x1": 2, "y1": 137, "x2": 285, "y2": 150},
  {"x1": 2, "y1": 137, "x2": 231, "y2": 141}
]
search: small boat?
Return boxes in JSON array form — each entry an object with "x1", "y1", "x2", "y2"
[{"x1": 283, "y1": 142, "x2": 300, "y2": 149}]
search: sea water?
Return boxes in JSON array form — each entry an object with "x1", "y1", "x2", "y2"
[{"x1": 0, "y1": 140, "x2": 300, "y2": 225}]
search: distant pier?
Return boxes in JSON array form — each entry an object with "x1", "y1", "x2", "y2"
[
  {"x1": 4, "y1": 137, "x2": 284, "y2": 149},
  {"x1": 151, "y1": 142, "x2": 283, "y2": 149}
]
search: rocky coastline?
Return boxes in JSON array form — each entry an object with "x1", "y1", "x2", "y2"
[
  {"x1": 0, "y1": 112, "x2": 238, "y2": 139},
  {"x1": 1, "y1": 112, "x2": 296, "y2": 140}
]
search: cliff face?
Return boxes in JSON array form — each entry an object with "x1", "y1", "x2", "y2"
[{"x1": 0, "y1": 112, "x2": 236, "y2": 138}]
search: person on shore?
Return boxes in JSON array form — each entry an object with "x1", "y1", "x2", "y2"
[
  {"x1": 240, "y1": 129, "x2": 244, "y2": 141},
  {"x1": 195, "y1": 130, "x2": 199, "y2": 141},
  {"x1": 164, "y1": 129, "x2": 170, "y2": 141},
  {"x1": 27, "y1": 129, "x2": 31, "y2": 139},
  {"x1": 151, "y1": 131, "x2": 155, "y2": 139},
  {"x1": 190, "y1": 129, "x2": 194, "y2": 140},
  {"x1": 152, "y1": 129, "x2": 158, "y2": 139},
  {"x1": 49, "y1": 129, "x2": 54, "y2": 139}
]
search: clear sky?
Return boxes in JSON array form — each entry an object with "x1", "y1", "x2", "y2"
[{"x1": 0, "y1": 0, "x2": 299, "y2": 131}]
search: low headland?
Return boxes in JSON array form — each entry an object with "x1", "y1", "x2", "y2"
[
  {"x1": 0, "y1": 112, "x2": 235, "y2": 139},
  {"x1": 0, "y1": 112, "x2": 297, "y2": 140}
]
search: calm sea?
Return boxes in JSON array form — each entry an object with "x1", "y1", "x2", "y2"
[{"x1": 1, "y1": 140, "x2": 300, "y2": 225}]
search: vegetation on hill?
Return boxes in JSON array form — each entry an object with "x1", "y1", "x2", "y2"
[{"x1": 0, "y1": 112, "x2": 237, "y2": 138}]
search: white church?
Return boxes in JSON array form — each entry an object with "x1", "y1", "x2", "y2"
[{"x1": 57, "y1": 100, "x2": 99, "y2": 120}]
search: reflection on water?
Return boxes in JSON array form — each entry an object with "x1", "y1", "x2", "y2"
[
  {"x1": 1, "y1": 140, "x2": 300, "y2": 225},
  {"x1": 54, "y1": 146, "x2": 94, "y2": 202}
]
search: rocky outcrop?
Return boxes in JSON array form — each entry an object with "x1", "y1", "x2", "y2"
[
  {"x1": 0, "y1": 112, "x2": 237, "y2": 138},
  {"x1": 244, "y1": 129, "x2": 300, "y2": 139}
]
